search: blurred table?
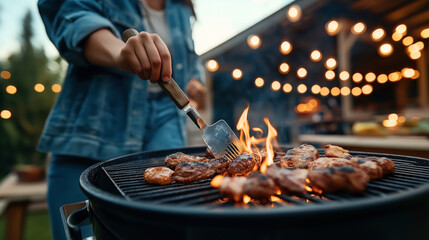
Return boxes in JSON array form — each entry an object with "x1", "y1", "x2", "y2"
[
  {"x1": 0, "y1": 173, "x2": 47, "y2": 240},
  {"x1": 298, "y1": 134, "x2": 429, "y2": 158}
]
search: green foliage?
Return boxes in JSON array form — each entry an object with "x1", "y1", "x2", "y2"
[{"x1": 0, "y1": 10, "x2": 65, "y2": 175}]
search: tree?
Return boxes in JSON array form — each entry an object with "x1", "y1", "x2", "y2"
[{"x1": 0, "y1": 10, "x2": 65, "y2": 176}]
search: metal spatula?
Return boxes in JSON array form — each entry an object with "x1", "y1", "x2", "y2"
[{"x1": 123, "y1": 29, "x2": 243, "y2": 160}]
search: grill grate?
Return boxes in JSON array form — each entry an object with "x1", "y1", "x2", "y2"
[{"x1": 102, "y1": 150, "x2": 429, "y2": 208}]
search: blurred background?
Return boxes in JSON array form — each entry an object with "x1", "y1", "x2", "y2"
[{"x1": 0, "y1": 0, "x2": 428, "y2": 239}]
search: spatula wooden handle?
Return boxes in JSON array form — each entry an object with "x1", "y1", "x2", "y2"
[{"x1": 122, "y1": 29, "x2": 190, "y2": 109}]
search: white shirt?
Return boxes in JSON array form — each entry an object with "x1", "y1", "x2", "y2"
[{"x1": 140, "y1": 0, "x2": 172, "y2": 93}]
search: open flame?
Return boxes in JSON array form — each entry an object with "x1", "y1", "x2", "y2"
[{"x1": 236, "y1": 106, "x2": 278, "y2": 174}]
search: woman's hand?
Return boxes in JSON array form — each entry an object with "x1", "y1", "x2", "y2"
[
  {"x1": 119, "y1": 31, "x2": 172, "y2": 83},
  {"x1": 84, "y1": 29, "x2": 171, "y2": 83},
  {"x1": 186, "y1": 79, "x2": 207, "y2": 110}
]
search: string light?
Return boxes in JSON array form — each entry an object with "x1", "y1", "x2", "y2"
[
  {"x1": 378, "y1": 43, "x2": 393, "y2": 57},
  {"x1": 320, "y1": 87, "x2": 330, "y2": 96},
  {"x1": 1, "y1": 71, "x2": 11, "y2": 79},
  {"x1": 341, "y1": 87, "x2": 350, "y2": 96},
  {"x1": 52, "y1": 84, "x2": 62, "y2": 93},
  {"x1": 310, "y1": 50, "x2": 322, "y2": 62},
  {"x1": 297, "y1": 84, "x2": 307, "y2": 94},
  {"x1": 352, "y1": 73, "x2": 363, "y2": 83},
  {"x1": 34, "y1": 83, "x2": 45, "y2": 93},
  {"x1": 365, "y1": 72, "x2": 376, "y2": 82},
  {"x1": 402, "y1": 68, "x2": 415, "y2": 78},
  {"x1": 206, "y1": 60, "x2": 219, "y2": 72},
  {"x1": 279, "y1": 63, "x2": 290, "y2": 74},
  {"x1": 371, "y1": 28, "x2": 385, "y2": 41},
  {"x1": 377, "y1": 74, "x2": 388, "y2": 84},
  {"x1": 351, "y1": 22, "x2": 366, "y2": 34},
  {"x1": 331, "y1": 87, "x2": 340, "y2": 96},
  {"x1": 392, "y1": 32, "x2": 403, "y2": 41},
  {"x1": 410, "y1": 51, "x2": 421, "y2": 60},
  {"x1": 412, "y1": 70, "x2": 420, "y2": 79},
  {"x1": 402, "y1": 36, "x2": 413, "y2": 46},
  {"x1": 283, "y1": 83, "x2": 292, "y2": 93},
  {"x1": 325, "y1": 58, "x2": 337, "y2": 69},
  {"x1": 297, "y1": 67, "x2": 307, "y2": 78},
  {"x1": 339, "y1": 71, "x2": 350, "y2": 81},
  {"x1": 232, "y1": 69, "x2": 243, "y2": 80},
  {"x1": 362, "y1": 84, "x2": 373, "y2": 95},
  {"x1": 311, "y1": 84, "x2": 321, "y2": 94},
  {"x1": 6, "y1": 85, "x2": 17, "y2": 94},
  {"x1": 325, "y1": 20, "x2": 340, "y2": 36},
  {"x1": 388, "y1": 113, "x2": 399, "y2": 121},
  {"x1": 395, "y1": 24, "x2": 407, "y2": 35},
  {"x1": 0, "y1": 110, "x2": 11, "y2": 119},
  {"x1": 280, "y1": 41, "x2": 292, "y2": 54},
  {"x1": 352, "y1": 87, "x2": 362, "y2": 96},
  {"x1": 421, "y1": 28, "x2": 429, "y2": 39},
  {"x1": 255, "y1": 77, "x2": 264, "y2": 88},
  {"x1": 271, "y1": 81, "x2": 281, "y2": 91},
  {"x1": 287, "y1": 5, "x2": 302, "y2": 22},
  {"x1": 247, "y1": 35, "x2": 261, "y2": 49},
  {"x1": 388, "y1": 72, "x2": 402, "y2": 82},
  {"x1": 325, "y1": 70, "x2": 335, "y2": 80}
]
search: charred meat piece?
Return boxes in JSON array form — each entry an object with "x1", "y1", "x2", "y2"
[
  {"x1": 219, "y1": 176, "x2": 247, "y2": 202},
  {"x1": 143, "y1": 167, "x2": 174, "y2": 185},
  {"x1": 351, "y1": 156, "x2": 395, "y2": 179},
  {"x1": 266, "y1": 165, "x2": 308, "y2": 195},
  {"x1": 165, "y1": 152, "x2": 209, "y2": 169},
  {"x1": 279, "y1": 144, "x2": 319, "y2": 168},
  {"x1": 308, "y1": 157, "x2": 356, "y2": 171},
  {"x1": 307, "y1": 166, "x2": 370, "y2": 193},
  {"x1": 173, "y1": 157, "x2": 229, "y2": 183},
  {"x1": 227, "y1": 152, "x2": 262, "y2": 177},
  {"x1": 324, "y1": 144, "x2": 352, "y2": 158},
  {"x1": 243, "y1": 172, "x2": 276, "y2": 200}
]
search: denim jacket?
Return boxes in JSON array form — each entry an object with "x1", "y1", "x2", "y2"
[{"x1": 37, "y1": 0, "x2": 205, "y2": 160}]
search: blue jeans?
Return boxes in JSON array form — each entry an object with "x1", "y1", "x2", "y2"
[{"x1": 47, "y1": 94, "x2": 184, "y2": 240}]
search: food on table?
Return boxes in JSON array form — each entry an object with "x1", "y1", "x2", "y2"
[
  {"x1": 172, "y1": 157, "x2": 229, "y2": 183},
  {"x1": 266, "y1": 164, "x2": 308, "y2": 195},
  {"x1": 307, "y1": 166, "x2": 370, "y2": 193},
  {"x1": 165, "y1": 152, "x2": 209, "y2": 169},
  {"x1": 143, "y1": 167, "x2": 174, "y2": 185},
  {"x1": 279, "y1": 144, "x2": 319, "y2": 168},
  {"x1": 324, "y1": 144, "x2": 352, "y2": 158},
  {"x1": 227, "y1": 152, "x2": 262, "y2": 177}
]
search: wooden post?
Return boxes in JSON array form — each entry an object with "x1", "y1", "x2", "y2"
[
  {"x1": 337, "y1": 23, "x2": 358, "y2": 134},
  {"x1": 5, "y1": 201, "x2": 28, "y2": 240}
]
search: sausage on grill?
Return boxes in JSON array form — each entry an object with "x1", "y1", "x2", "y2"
[
  {"x1": 173, "y1": 157, "x2": 229, "y2": 183},
  {"x1": 307, "y1": 166, "x2": 370, "y2": 193},
  {"x1": 279, "y1": 144, "x2": 319, "y2": 168},
  {"x1": 143, "y1": 167, "x2": 174, "y2": 185},
  {"x1": 165, "y1": 152, "x2": 209, "y2": 169}
]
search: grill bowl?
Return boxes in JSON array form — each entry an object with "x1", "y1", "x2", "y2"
[{"x1": 79, "y1": 146, "x2": 429, "y2": 240}]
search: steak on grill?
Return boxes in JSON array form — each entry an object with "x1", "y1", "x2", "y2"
[
  {"x1": 173, "y1": 157, "x2": 229, "y2": 183},
  {"x1": 279, "y1": 144, "x2": 319, "y2": 168}
]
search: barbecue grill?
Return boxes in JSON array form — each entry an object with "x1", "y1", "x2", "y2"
[{"x1": 62, "y1": 146, "x2": 429, "y2": 240}]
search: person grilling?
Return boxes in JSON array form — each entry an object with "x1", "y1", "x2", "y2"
[{"x1": 37, "y1": 0, "x2": 206, "y2": 239}]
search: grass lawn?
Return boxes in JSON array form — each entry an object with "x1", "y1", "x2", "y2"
[{"x1": 0, "y1": 210, "x2": 52, "y2": 240}]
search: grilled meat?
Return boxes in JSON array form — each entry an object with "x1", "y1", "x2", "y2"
[
  {"x1": 324, "y1": 144, "x2": 352, "y2": 158},
  {"x1": 351, "y1": 156, "x2": 395, "y2": 179},
  {"x1": 173, "y1": 157, "x2": 229, "y2": 183},
  {"x1": 219, "y1": 176, "x2": 247, "y2": 202},
  {"x1": 143, "y1": 167, "x2": 174, "y2": 185},
  {"x1": 266, "y1": 165, "x2": 308, "y2": 195},
  {"x1": 279, "y1": 144, "x2": 319, "y2": 168},
  {"x1": 243, "y1": 172, "x2": 276, "y2": 200},
  {"x1": 165, "y1": 152, "x2": 209, "y2": 169},
  {"x1": 227, "y1": 152, "x2": 262, "y2": 177},
  {"x1": 307, "y1": 166, "x2": 370, "y2": 193},
  {"x1": 308, "y1": 157, "x2": 356, "y2": 171}
]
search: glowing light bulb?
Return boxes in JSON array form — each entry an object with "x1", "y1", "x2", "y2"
[
  {"x1": 311, "y1": 84, "x2": 321, "y2": 94},
  {"x1": 339, "y1": 71, "x2": 350, "y2": 81},
  {"x1": 297, "y1": 67, "x2": 307, "y2": 78},
  {"x1": 287, "y1": 5, "x2": 302, "y2": 22},
  {"x1": 352, "y1": 87, "x2": 362, "y2": 96},
  {"x1": 0, "y1": 110, "x2": 11, "y2": 119},
  {"x1": 297, "y1": 84, "x2": 307, "y2": 94},
  {"x1": 365, "y1": 72, "x2": 376, "y2": 82},
  {"x1": 283, "y1": 83, "x2": 292, "y2": 93},
  {"x1": 280, "y1": 41, "x2": 292, "y2": 55},
  {"x1": 331, "y1": 87, "x2": 340, "y2": 96},
  {"x1": 341, "y1": 87, "x2": 350, "y2": 96},
  {"x1": 379, "y1": 43, "x2": 393, "y2": 57},
  {"x1": 377, "y1": 74, "x2": 388, "y2": 84},
  {"x1": 351, "y1": 22, "x2": 366, "y2": 34},
  {"x1": 232, "y1": 69, "x2": 243, "y2": 80},
  {"x1": 421, "y1": 28, "x2": 429, "y2": 39},
  {"x1": 34, "y1": 83, "x2": 45, "y2": 93},
  {"x1": 271, "y1": 81, "x2": 281, "y2": 91},
  {"x1": 325, "y1": 70, "x2": 335, "y2": 80},
  {"x1": 279, "y1": 63, "x2": 290, "y2": 74},
  {"x1": 6, "y1": 85, "x2": 17, "y2": 94},
  {"x1": 371, "y1": 28, "x2": 385, "y2": 41},
  {"x1": 325, "y1": 58, "x2": 337, "y2": 69},
  {"x1": 320, "y1": 87, "x2": 330, "y2": 96},
  {"x1": 402, "y1": 36, "x2": 413, "y2": 46},
  {"x1": 325, "y1": 20, "x2": 340, "y2": 36},
  {"x1": 255, "y1": 77, "x2": 264, "y2": 87},
  {"x1": 395, "y1": 24, "x2": 407, "y2": 35},
  {"x1": 206, "y1": 60, "x2": 219, "y2": 72},
  {"x1": 352, "y1": 73, "x2": 363, "y2": 83},
  {"x1": 362, "y1": 84, "x2": 373, "y2": 95},
  {"x1": 310, "y1": 50, "x2": 322, "y2": 62},
  {"x1": 247, "y1": 35, "x2": 261, "y2": 49}
]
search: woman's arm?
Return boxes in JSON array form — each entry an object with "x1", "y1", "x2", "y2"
[{"x1": 84, "y1": 28, "x2": 172, "y2": 83}]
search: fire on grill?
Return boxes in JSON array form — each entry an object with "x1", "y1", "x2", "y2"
[{"x1": 143, "y1": 106, "x2": 395, "y2": 203}]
